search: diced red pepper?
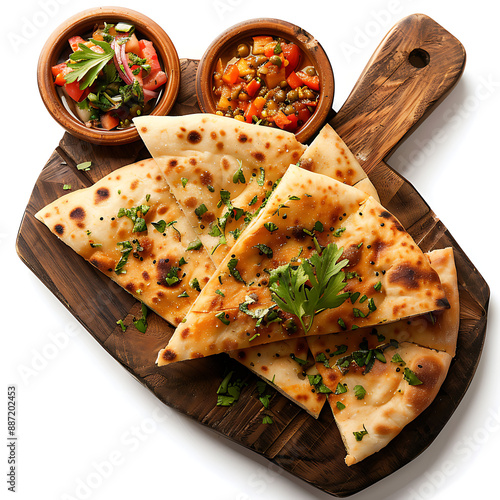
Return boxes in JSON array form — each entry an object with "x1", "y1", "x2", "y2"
[
  {"x1": 138, "y1": 39, "x2": 161, "y2": 73},
  {"x1": 68, "y1": 35, "x2": 85, "y2": 52},
  {"x1": 282, "y1": 112, "x2": 299, "y2": 132},
  {"x1": 273, "y1": 110, "x2": 292, "y2": 130},
  {"x1": 295, "y1": 71, "x2": 320, "y2": 91},
  {"x1": 52, "y1": 63, "x2": 72, "y2": 86},
  {"x1": 286, "y1": 71, "x2": 303, "y2": 90},
  {"x1": 282, "y1": 43, "x2": 301, "y2": 76},
  {"x1": 296, "y1": 105, "x2": 312, "y2": 124},
  {"x1": 245, "y1": 78, "x2": 261, "y2": 98},
  {"x1": 244, "y1": 101, "x2": 258, "y2": 123}
]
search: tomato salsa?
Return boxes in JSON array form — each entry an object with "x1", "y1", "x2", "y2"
[
  {"x1": 213, "y1": 36, "x2": 320, "y2": 133},
  {"x1": 52, "y1": 22, "x2": 167, "y2": 130}
]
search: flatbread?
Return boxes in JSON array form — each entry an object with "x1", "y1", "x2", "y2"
[
  {"x1": 306, "y1": 247, "x2": 458, "y2": 464},
  {"x1": 299, "y1": 124, "x2": 380, "y2": 202},
  {"x1": 35, "y1": 159, "x2": 216, "y2": 327},
  {"x1": 314, "y1": 342, "x2": 451, "y2": 466},
  {"x1": 228, "y1": 338, "x2": 327, "y2": 418},
  {"x1": 158, "y1": 164, "x2": 449, "y2": 365},
  {"x1": 135, "y1": 114, "x2": 306, "y2": 265}
]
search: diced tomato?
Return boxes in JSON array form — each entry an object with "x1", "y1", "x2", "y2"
[
  {"x1": 252, "y1": 36, "x2": 273, "y2": 54},
  {"x1": 139, "y1": 39, "x2": 161, "y2": 73},
  {"x1": 143, "y1": 69, "x2": 167, "y2": 91},
  {"x1": 68, "y1": 35, "x2": 85, "y2": 52},
  {"x1": 222, "y1": 64, "x2": 240, "y2": 85},
  {"x1": 295, "y1": 71, "x2": 320, "y2": 91},
  {"x1": 101, "y1": 111, "x2": 120, "y2": 130},
  {"x1": 64, "y1": 80, "x2": 88, "y2": 102},
  {"x1": 245, "y1": 78, "x2": 261, "y2": 98},
  {"x1": 286, "y1": 71, "x2": 303, "y2": 90},
  {"x1": 52, "y1": 63, "x2": 72, "y2": 86},
  {"x1": 282, "y1": 43, "x2": 301, "y2": 75}
]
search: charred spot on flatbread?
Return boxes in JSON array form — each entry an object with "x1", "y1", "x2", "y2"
[
  {"x1": 388, "y1": 262, "x2": 441, "y2": 290},
  {"x1": 95, "y1": 187, "x2": 110, "y2": 204},
  {"x1": 69, "y1": 207, "x2": 85, "y2": 221},
  {"x1": 187, "y1": 130, "x2": 202, "y2": 144},
  {"x1": 54, "y1": 224, "x2": 64, "y2": 235}
]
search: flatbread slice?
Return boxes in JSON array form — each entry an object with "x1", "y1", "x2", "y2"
[
  {"x1": 158, "y1": 164, "x2": 449, "y2": 365},
  {"x1": 306, "y1": 247, "x2": 458, "y2": 464},
  {"x1": 135, "y1": 114, "x2": 306, "y2": 265},
  {"x1": 299, "y1": 123, "x2": 380, "y2": 202},
  {"x1": 35, "y1": 159, "x2": 216, "y2": 327},
  {"x1": 228, "y1": 338, "x2": 327, "y2": 418},
  {"x1": 314, "y1": 342, "x2": 451, "y2": 466}
]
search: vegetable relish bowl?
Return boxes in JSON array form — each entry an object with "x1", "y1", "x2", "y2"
[
  {"x1": 195, "y1": 18, "x2": 334, "y2": 143},
  {"x1": 37, "y1": 6, "x2": 181, "y2": 145}
]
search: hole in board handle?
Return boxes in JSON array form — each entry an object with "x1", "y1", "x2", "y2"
[{"x1": 408, "y1": 48, "x2": 430, "y2": 68}]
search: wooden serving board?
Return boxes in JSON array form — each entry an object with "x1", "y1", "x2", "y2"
[{"x1": 16, "y1": 14, "x2": 489, "y2": 497}]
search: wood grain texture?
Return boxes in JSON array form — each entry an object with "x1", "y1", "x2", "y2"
[{"x1": 16, "y1": 15, "x2": 489, "y2": 497}]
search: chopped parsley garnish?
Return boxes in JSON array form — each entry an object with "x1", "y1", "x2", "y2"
[
  {"x1": 336, "y1": 401, "x2": 346, "y2": 411},
  {"x1": 269, "y1": 243, "x2": 349, "y2": 333},
  {"x1": 308, "y1": 374, "x2": 332, "y2": 394},
  {"x1": 233, "y1": 161, "x2": 246, "y2": 184},
  {"x1": 333, "y1": 227, "x2": 346, "y2": 237},
  {"x1": 118, "y1": 203, "x2": 150, "y2": 233},
  {"x1": 336, "y1": 346, "x2": 387, "y2": 375},
  {"x1": 151, "y1": 219, "x2": 166, "y2": 233},
  {"x1": 63, "y1": 184, "x2": 72, "y2": 190},
  {"x1": 391, "y1": 353, "x2": 406, "y2": 365},
  {"x1": 215, "y1": 311, "x2": 230, "y2": 325},
  {"x1": 178, "y1": 291, "x2": 189, "y2": 298},
  {"x1": 181, "y1": 177, "x2": 188, "y2": 188},
  {"x1": 164, "y1": 266, "x2": 181, "y2": 286},
  {"x1": 290, "y1": 353, "x2": 308, "y2": 366},
  {"x1": 354, "y1": 385, "x2": 367, "y2": 400},
  {"x1": 403, "y1": 367, "x2": 423, "y2": 385},
  {"x1": 254, "y1": 243, "x2": 273, "y2": 258},
  {"x1": 115, "y1": 240, "x2": 133, "y2": 274},
  {"x1": 133, "y1": 303, "x2": 148, "y2": 333},
  {"x1": 215, "y1": 289, "x2": 225, "y2": 297},
  {"x1": 353, "y1": 425, "x2": 368, "y2": 442},
  {"x1": 195, "y1": 203, "x2": 208, "y2": 218},
  {"x1": 116, "y1": 319, "x2": 127, "y2": 332},
  {"x1": 189, "y1": 278, "x2": 201, "y2": 292},
  {"x1": 187, "y1": 238, "x2": 202, "y2": 251},
  {"x1": 249, "y1": 195, "x2": 258, "y2": 206},
  {"x1": 227, "y1": 258, "x2": 245, "y2": 283},
  {"x1": 262, "y1": 415, "x2": 274, "y2": 424},
  {"x1": 216, "y1": 371, "x2": 246, "y2": 406},
  {"x1": 238, "y1": 294, "x2": 281, "y2": 327},
  {"x1": 264, "y1": 222, "x2": 279, "y2": 233},
  {"x1": 334, "y1": 382, "x2": 348, "y2": 395},
  {"x1": 374, "y1": 281, "x2": 382, "y2": 291}
]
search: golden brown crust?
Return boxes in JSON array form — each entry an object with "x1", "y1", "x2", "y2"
[
  {"x1": 35, "y1": 159, "x2": 216, "y2": 327},
  {"x1": 159, "y1": 165, "x2": 449, "y2": 365}
]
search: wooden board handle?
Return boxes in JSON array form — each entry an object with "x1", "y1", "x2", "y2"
[{"x1": 330, "y1": 13, "x2": 466, "y2": 173}]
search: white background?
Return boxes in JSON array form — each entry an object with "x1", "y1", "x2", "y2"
[{"x1": 2, "y1": 1, "x2": 498, "y2": 499}]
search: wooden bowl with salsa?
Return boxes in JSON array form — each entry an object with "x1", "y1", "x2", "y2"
[
  {"x1": 37, "y1": 7, "x2": 181, "y2": 145},
  {"x1": 196, "y1": 18, "x2": 334, "y2": 143}
]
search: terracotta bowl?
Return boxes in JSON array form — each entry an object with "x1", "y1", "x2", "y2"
[
  {"x1": 37, "y1": 7, "x2": 181, "y2": 145},
  {"x1": 196, "y1": 18, "x2": 334, "y2": 144}
]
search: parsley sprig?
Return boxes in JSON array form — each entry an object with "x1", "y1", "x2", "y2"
[
  {"x1": 269, "y1": 243, "x2": 349, "y2": 333},
  {"x1": 65, "y1": 39, "x2": 115, "y2": 90}
]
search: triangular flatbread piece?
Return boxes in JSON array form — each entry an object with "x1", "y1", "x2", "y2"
[
  {"x1": 307, "y1": 248, "x2": 458, "y2": 464},
  {"x1": 135, "y1": 114, "x2": 306, "y2": 265},
  {"x1": 228, "y1": 338, "x2": 327, "y2": 418},
  {"x1": 35, "y1": 159, "x2": 216, "y2": 326},
  {"x1": 299, "y1": 123, "x2": 379, "y2": 202},
  {"x1": 158, "y1": 164, "x2": 449, "y2": 365}
]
